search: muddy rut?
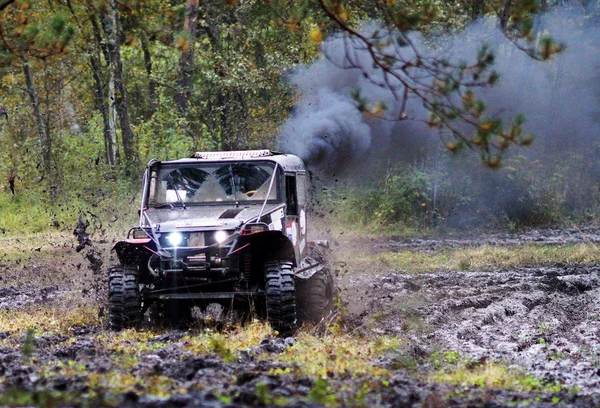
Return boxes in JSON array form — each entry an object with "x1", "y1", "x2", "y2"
[{"x1": 351, "y1": 266, "x2": 600, "y2": 393}]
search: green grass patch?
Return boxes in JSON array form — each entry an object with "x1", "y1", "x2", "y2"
[
  {"x1": 0, "y1": 303, "x2": 99, "y2": 336},
  {"x1": 428, "y1": 350, "x2": 576, "y2": 394},
  {"x1": 0, "y1": 189, "x2": 138, "y2": 237},
  {"x1": 0, "y1": 231, "x2": 75, "y2": 263},
  {"x1": 270, "y1": 332, "x2": 401, "y2": 379},
  {"x1": 347, "y1": 243, "x2": 600, "y2": 274}
]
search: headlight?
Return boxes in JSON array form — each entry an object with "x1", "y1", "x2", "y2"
[
  {"x1": 166, "y1": 232, "x2": 184, "y2": 247},
  {"x1": 214, "y1": 230, "x2": 228, "y2": 243}
]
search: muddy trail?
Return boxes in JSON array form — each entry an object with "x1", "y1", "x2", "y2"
[
  {"x1": 2, "y1": 228, "x2": 600, "y2": 406},
  {"x1": 347, "y1": 265, "x2": 600, "y2": 392}
]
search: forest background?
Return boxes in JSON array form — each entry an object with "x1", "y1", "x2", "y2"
[{"x1": 0, "y1": 0, "x2": 598, "y2": 236}]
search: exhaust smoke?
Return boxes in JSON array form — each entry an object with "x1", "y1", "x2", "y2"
[
  {"x1": 278, "y1": 6, "x2": 600, "y2": 226},
  {"x1": 279, "y1": 6, "x2": 600, "y2": 173}
]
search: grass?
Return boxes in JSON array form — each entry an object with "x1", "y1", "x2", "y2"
[
  {"x1": 343, "y1": 243, "x2": 600, "y2": 275},
  {"x1": 0, "y1": 231, "x2": 75, "y2": 263},
  {"x1": 428, "y1": 350, "x2": 575, "y2": 394},
  {"x1": 270, "y1": 331, "x2": 401, "y2": 379},
  {"x1": 0, "y1": 302, "x2": 99, "y2": 336},
  {"x1": 0, "y1": 186, "x2": 138, "y2": 237}
]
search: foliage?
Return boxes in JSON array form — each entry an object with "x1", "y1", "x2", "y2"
[
  {"x1": 0, "y1": 0, "x2": 583, "y2": 237},
  {"x1": 0, "y1": 1, "x2": 320, "y2": 234},
  {"x1": 323, "y1": 149, "x2": 600, "y2": 233},
  {"x1": 323, "y1": 165, "x2": 433, "y2": 230}
]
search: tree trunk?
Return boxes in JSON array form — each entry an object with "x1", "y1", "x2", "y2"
[
  {"x1": 141, "y1": 33, "x2": 158, "y2": 117},
  {"x1": 103, "y1": 0, "x2": 135, "y2": 164},
  {"x1": 23, "y1": 60, "x2": 51, "y2": 175},
  {"x1": 88, "y1": 14, "x2": 118, "y2": 165},
  {"x1": 91, "y1": 15, "x2": 110, "y2": 65},
  {"x1": 90, "y1": 52, "x2": 117, "y2": 165},
  {"x1": 175, "y1": 0, "x2": 199, "y2": 115}
]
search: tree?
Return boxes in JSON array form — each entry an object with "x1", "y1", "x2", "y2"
[
  {"x1": 90, "y1": 13, "x2": 119, "y2": 166},
  {"x1": 64, "y1": 0, "x2": 118, "y2": 166},
  {"x1": 0, "y1": 1, "x2": 75, "y2": 187},
  {"x1": 175, "y1": 0, "x2": 199, "y2": 115},
  {"x1": 103, "y1": 0, "x2": 136, "y2": 165}
]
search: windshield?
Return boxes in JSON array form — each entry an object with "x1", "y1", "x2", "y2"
[{"x1": 151, "y1": 161, "x2": 279, "y2": 206}]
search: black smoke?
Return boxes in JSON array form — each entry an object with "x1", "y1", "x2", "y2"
[
  {"x1": 279, "y1": 6, "x2": 600, "y2": 170},
  {"x1": 279, "y1": 6, "x2": 600, "y2": 226}
]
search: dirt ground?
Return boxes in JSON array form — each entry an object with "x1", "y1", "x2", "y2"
[{"x1": 1, "y1": 228, "x2": 600, "y2": 406}]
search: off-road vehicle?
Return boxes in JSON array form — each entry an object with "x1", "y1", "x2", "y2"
[{"x1": 108, "y1": 150, "x2": 333, "y2": 333}]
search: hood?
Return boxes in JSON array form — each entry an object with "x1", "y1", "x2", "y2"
[{"x1": 144, "y1": 204, "x2": 284, "y2": 232}]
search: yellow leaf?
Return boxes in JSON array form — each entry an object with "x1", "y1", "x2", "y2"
[
  {"x1": 175, "y1": 35, "x2": 190, "y2": 52},
  {"x1": 309, "y1": 27, "x2": 323, "y2": 45},
  {"x1": 446, "y1": 142, "x2": 458, "y2": 151}
]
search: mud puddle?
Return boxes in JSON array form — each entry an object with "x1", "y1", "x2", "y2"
[{"x1": 0, "y1": 286, "x2": 73, "y2": 310}]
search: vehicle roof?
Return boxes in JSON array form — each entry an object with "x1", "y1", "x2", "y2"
[{"x1": 153, "y1": 150, "x2": 306, "y2": 172}]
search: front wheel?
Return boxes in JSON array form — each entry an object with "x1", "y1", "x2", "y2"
[
  {"x1": 108, "y1": 266, "x2": 142, "y2": 331},
  {"x1": 265, "y1": 261, "x2": 297, "y2": 336}
]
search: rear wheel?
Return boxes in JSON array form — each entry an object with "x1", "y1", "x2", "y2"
[
  {"x1": 265, "y1": 261, "x2": 297, "y2": 335},
  {"x1": 108, "y1": 266, "x2": 142, "y2": 331},
  {"x1": 297, "y1": 269, "x2": 334, "y2": 324}
]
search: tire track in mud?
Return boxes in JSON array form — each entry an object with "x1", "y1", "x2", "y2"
[{"x1": 348, "y1": 265, "x2": 600, "y2": 393}]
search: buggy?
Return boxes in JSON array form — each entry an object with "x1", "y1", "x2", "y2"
[{"x1": 108, "y1": 150, "x2": 333, "y2": 333}]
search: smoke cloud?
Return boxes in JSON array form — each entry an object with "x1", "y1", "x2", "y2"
[
  {"x1": 279, "y1": 6, "x2": 600, "y2": 173},
  {"x1": 278, "y1": 5, "x2": 600, "y2": 226}
]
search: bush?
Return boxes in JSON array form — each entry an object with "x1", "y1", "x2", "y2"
[
  {"x1": 321, "y1": 151, "x2": 600, "y2": 233},
  {"x1": 322, "y1": 166, "x2": 433, "y2": 231}
]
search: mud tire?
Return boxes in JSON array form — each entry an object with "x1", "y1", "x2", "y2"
[
  {"x1": 265, "y1": 261, "x2": 297, "y2": 335},
  {"x1": 296, "y1": 269, "x2": 334, "y2": 324},
  {"x1": 108, "y1": 266, "x2": 142, "y2": 331}
]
